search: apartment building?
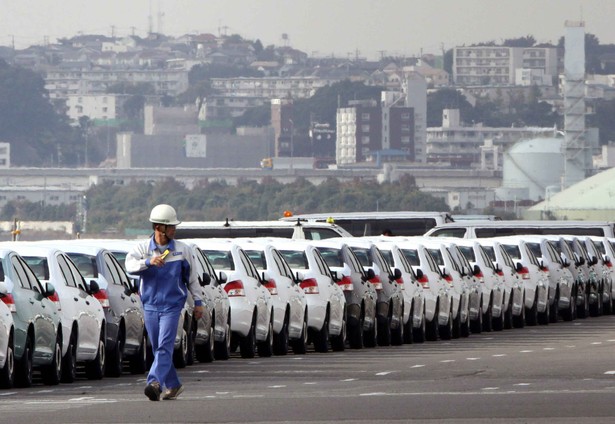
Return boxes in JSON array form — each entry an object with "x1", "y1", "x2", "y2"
[
  {"x1": 453, "y1": 46, "x2": 558, "y2": 86},
  {"x1": 336, "y1": 95, "x2": 414, "y2": 165},
  {"x1": 66, "y1": 94, "x2": 129, "y2": 125},
  {"x1": 209, "y1": 76, "x2": 331, "y2": 100}
]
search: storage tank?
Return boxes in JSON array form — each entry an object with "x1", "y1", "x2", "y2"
[{"x1": 495, "y1": 137, "x2": 582, "y2": 201}]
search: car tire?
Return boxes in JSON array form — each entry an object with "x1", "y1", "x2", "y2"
[
  {"x1": 129, "y1": 332, "x2": 148, "y2": 374},
  {"x1": 173, "y1": 327, "x2": 189, "y2": 368},
  {"x1": 439, "y1": 308, "x2": 453, "y2": 340},
  {"x1": 504, "y1": 295, "x2": 514, "y2": 330},
  {"x1": 425, "y1": 303, "x2": 439, "y2": 342},
  {"x1": 291, "y1": 317, "x2": 308, "y2": 355},
  {"x1": 240, "y1": 321, "x2": 257, "y2": 359},
  {"x1": 348, "y1": 313, "x2": 364, "y2": 349},
  {"x1": 313, "y1": 314, "x2": 330, "y2": 353},
  {"x1": 525, "y1": 293, "x2": 539, "y2": 326},
  {"x1": 85, "y1": 332, "x2": 106, "y2": 380},
  {"x1": 214, "y1": 315, "x2": 231, "y2": 360},
  {"x1": 0, "y1": 333, "x2": 14, "y2": 389},
  {"x1": 562, "y1": 291, "x2": 575, "y2": 322},
  {"x1": 15, "y1": 333, "x2": 33, "y2": 388},
  {"x1": 492, "y1": 298, "x2": 505, "y2": 331},
  {"x1": 549, "y1": 289, "x2": 560, "y2": 323},
  {"x1": 482, "y1": 300, "x2": 493, "y2": 332},
  {"x1": 470, "y1": 304, "x2": 483, "y2": 334},
  {"x1": 376, "y1": 313, "x2": 391, "y2": 346},
  {"x1": 403, "y1": 305, "x2": 414, "y2": 344},
  {"x1": 363, "y1": 318, "x2": 378, "y2": 348},
  {"x1": 257, "y1": 320, "x2": 274, "y2": 358},
  {"x1": 41, "y1": 332, "x2": 62, "y2": 386},
  {"x1": 413, "y1": 312, "x2": 426, "y2": 343},
  {"x1": 390, "y1": 309, "x2": 404, "y2": 346},
  {"x1": 452, "y1": 305, "x2": 462, "y2": 338},
  {"x1": 273, "y1": 315, "x2": 290, "y2": 356},
  {"x1": 61, "y1": 331, "x2": 77, "y2": 383},
  {"x1": 106, "y1": 328, "x2": 124, "y2": 377},
  {"x1": 577, "y1": 287, "x2": 589, "y2": 319},
  {"x1": 195, "y1": 317, "x2": 215, "y2": 363}
]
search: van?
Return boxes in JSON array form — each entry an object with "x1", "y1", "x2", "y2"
[
  {"x1": 424, "y1": 220, "x2": 615, "y2": 239},
  {"x1": 175, "y1": 219, "x2": 352, "y2": 240},
  {"x1": 281, "y1": 211, "x2": 454, "y2": 237}
]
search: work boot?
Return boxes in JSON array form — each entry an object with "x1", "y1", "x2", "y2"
[
  {"x1": 144, "y1": 381, "x2": 161, "y2": 401},
  {"x1": 162, "y1": 384, "x2": 184, "y2": 400}
]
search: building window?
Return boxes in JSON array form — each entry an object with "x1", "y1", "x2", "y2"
[
  {"x1": 361, "y1": 135, "x2": 370, "y2": 144},
  {"x1": 361, "y1": 124, "x2": 370, "y2": 132},
  {"x1": 361, "y1": 113, "x2": 370, "y2": 120}
]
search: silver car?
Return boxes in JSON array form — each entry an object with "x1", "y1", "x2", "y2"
[{"x1": 0, "y1": 248, "x2": 63, "y2": 387}]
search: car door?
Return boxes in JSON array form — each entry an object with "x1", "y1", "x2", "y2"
[
  {"x1": 312, "y1": 248, "x2": 345, "y2": 330},
  {"x1": 239, "y1": 249, "x2": 270, "y2": 334},
  {"x1": 57, "y1": 252, "x2": 101, "y2": 355},
  {"x1": 11, "y1": 254, "x2": 57, "y2": 361},
  {"x1": 272, "y1": 248, "x2": 305, "y2": 329},
  {"x1": 102, "y1": 252, "x2": 144, "y2": 352}
]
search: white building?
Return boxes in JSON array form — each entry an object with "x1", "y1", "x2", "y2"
[
  {"x1": 209, "y1": 76, "x2": 332, "y2": 100},
  {"x1": 66, "y1": 94, "x2": 128, "y2": 125},
  {"x1": 453, "y1": 46, "x2": 558, "y2": 86},
  {"x1": 0, "y1": 143, "x2": 10, "y2": 168}
]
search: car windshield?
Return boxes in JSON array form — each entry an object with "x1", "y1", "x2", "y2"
[
  {"x1": 279, "y1": 250, "x2": 309, "y2": 270},
  {"x1": 457, "y1": 246, "x2": 476, "y2": 262},
  {"x1": 501, "y1": 244, "x2": 521, "y2": 261},
  {"x1": 67, "y1": 253, "x2": 98, "y2": 278},
  {"x1": 481, "y1": 246, "x2": 496, "y2": 263},
  {"x1": 315, "y1": 247, "x2": 344, "y2": 268},
  {"x1": 22, "y1": 256, "x2": 49, "y2": 280},
  {"x1": 244, "y1": 249, "x2": 267, "y2": 270},
  {"x1": 111, "y1": 251, "x2": 128, "y2": 271},
  {"x1": 202, "y1": 250, "x2": 235, "y2": 270},
  {"x1": 400, "y1": 248, "x2": 420, "y2": 266},
  {"x1": 349, "y1": 247, "x2": 371, "y2": 267},
  {"x1": 427, "y1": 248, "x2": 445, "y2": 267},
  {"x1": 378, "y1": 249, "x2": 395, "y2": 267}
]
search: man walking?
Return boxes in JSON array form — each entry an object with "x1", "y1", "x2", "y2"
[{"x1": 126, "y1": 204, "x2": 204, "y2": 401}]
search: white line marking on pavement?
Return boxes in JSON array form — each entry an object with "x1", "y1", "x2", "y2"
[
  {"x1": 195, "y1": 370, "x2": 210, "y2": 373},
  {"x1": 514, "y1": 383, "x2": 531, "y2": 386},
  {"x1": 591, "y1": 342, "x2": 603, "y2": 345},
  {"x1": 440, "y1": 359, "x2": 456, "y2": 363},
  {"x1": 604, "y1": 371, "x2": 615, "y2": 375},
  {"x1": 543, "y1": 347, "x2": 555, "y2": 350},
  {"x1": 360, "y1": 392, "x2": 386, "y2": 396},
  {"x1": 341, "y1": 378, "x2": 357, "y2": 382},
  {"x1": 492, "y1": 354, "x2": 507, "y2": 357},
  {"x1": 466, "y1": 357, "x2": 480, "y2": 361},
  {"x1": 268, "y1": 385, "x2": 287, "y2": 388},
  {"x1": 410, "y1": 364, "x2": 425, "y2": 368},
  {"x1": 304, "y1": 382, "x2": 317, "y2": 385},
  {"x1": 520, "y1": 350, "x2": 533, "y2": 353},
  {"x1": 376, "y1": 371, "x2": 393, "y2": 376},
  {"x1": 482, "y1": 387, "x2": 499, "y2": 390}
]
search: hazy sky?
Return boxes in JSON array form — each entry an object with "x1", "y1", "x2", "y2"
[{"x1": 2, "y1": 0, "x2": 614, "y2": 59}]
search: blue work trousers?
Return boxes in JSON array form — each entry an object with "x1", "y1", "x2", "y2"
[{"x1": 144, "y1": 309, "x2": 181, "y2": 389}]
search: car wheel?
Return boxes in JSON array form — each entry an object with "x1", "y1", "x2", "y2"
[
  {"x1": 425, "y1": 303, "x2": 439, "y2": 341},
  {"x1": 413, "y1": 311, "x2": 426, "y2": 343},
  {"x1": 578, "y1": 288, "x2": 589, "y2": 319},
  {"x1": 390, "y1": 311, "x2": 404, "y2": 346},
  {"x1": 0, "y1": 333, "x2": 14, "y2": 389},
  {"x1": 173, "y1": 327, "x2": 189, "y2": 368},
  {"x1": 106, "y1": 328, "x2": 124, "y2": 377},
  {"x1": 257, "y1": 320, "x2": 274, "y2": 358},
  {"x1": 470, "y1": 303, "x2": 483, "y2": 334},
  {"x1": 562, "y1": 292, "x2": 575, "y2": 322},
  {"x1": 492, "y1": 298, "x2": 505, "y2": 331},
  {"x1": 273, "y1": 316, "x2": 290, "y2": 356},
  {"x1": 525, "y1": 294, "x2": 539, "y2": 326},
  {"x1": 348, "y1": 313, "x2": 364, "y2": 349},
  {"x1": 482, "y1": 300, "x2": 493, "y2": 332},
  {"x1": 61, "y1": 331, "x2": 77, "y2": 383},
  {"x1": 452, "y1": 305, "x2": 462, "y2": 338},
  {"x1": 239, "y1": 322, "x2": 257, "y2": 359},
  {"x1": 439, "y1": 308, "x2": 453, "y2": 340},
  {"x1": 214, "y1": 316, "x2": 231, "y2": 360},
  {"x1": 129, "y1": 332, "x2": 148, "y2": 374},
  {"x1": 196, "y1": 317, "x2": 215, "y2": 363},
  {"x1": 313, "y1": 313, "x2": 330, "y2": 353},
  {"x1": 504, "y1": 295, "x2": 514, "y2": 330},
  {"x1": 549, "y1": 289, "x2": 560, "y2": 323},
  {"x1": 85, "y1": 331, "x2": 106, "y2": 380},
  {"x1": 15, "y1": 333, "x2": 33, "y2": 388},
  {"x1": 330, "y1": 316, "x2": 346, "y2": 351},
  {"x1": 513, "y1": 297, "x2": 526, "y2": 328},
  {"x1": 403, "y1": 306, "x2": 414, "y2": 344},
  {"x1": 41, "y1": 332, "x2": 62, "y2": 386},
  {"x1": 291, "y1": 317, "x2": 308, "y2": 355}
]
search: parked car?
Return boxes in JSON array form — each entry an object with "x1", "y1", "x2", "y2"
[
  {"x1": 1, "y1": 243, "x2": 107, "y2": 382},
  {"x1": 339, "y1": 238, "x2": 404, "y2": 346},
  {"x1": 0, "y1": 282, "x2": 15, "y2": 388},
  {"x1": 473, "y1": 238, "x2": 523, "y2": 329},
  {"x1": 308, "y1": 238, "x2": 379, "y2": 348},
  {"x1": 0, "y1": 248, "x2": 63, "y2": 387},
  {"x1": 521, "y1": 236, "x2": 577, "y2": 322},
  {"x1": 410, "y1": 237, "x2": 472, "y2": 336},
  {"x1": 591, "y1": 236, "x2": 615, "y2": 313},
  {"x1": 580, "y1": 236, "x2": 613, "y2": 315},
  {"x1": 363, "y1": 238, "x2": 427, "y2": 343},
  {"x1": 492, "y1": 236, "x2": 550, "y2": 326},
  {"x1": 439, "y1": 238, "x2": 505, "y2": 333},
  {"x1": 559, "y1": 236, "x2": 601, "y2": 318},
  {"x1": 224, "y1": 238, "x2": 307, "y2": 355},
  {"x1": 185, "y1": 242, "x2": 232, "y2": 361},
  {"x1": 272, "y1": 239, "x2": 347, "y2": 353},
  {"x1": 188, "y1": 238, "x2": 274, "y2": 359},
  {"x1": 37, "y1": 242, "x2": 147, "y2": 377}
]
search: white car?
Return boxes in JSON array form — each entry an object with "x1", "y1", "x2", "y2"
[
  {"x1": 185, "y1": 242, "x2": 232, "y2": 362},
  {"x1": 494, "y1": 236, "x2": 550, "y2": 326},
  {"x1": 558, "y1": 236, "x2": 600, "y2": 318},
  {"x1": 593, "y1": 236, "x2": 615, "y2": 312},
  {"x1": 474, "y1": 238, "x2": 523, "y2": 329},
  {"x1": 232, "y1": 238, "x2": 309, "y2": 355},
  {"x1": 0, "y1": 282, "x2": 15, "y2": 388},
  {"x1": 188, "y1": 238, "x2": 274, "y2": 359},
  {"x1": 2, "y1": 243, "x2": 107, "y2": 383},
  {"x1": 581, "y1": 236, "x2": 612, "y2": 315},
  {"x1": 339, "y1": 238, "x2": 404, "y2": 346},
  {"x1": 272, "y1": 239, "x2": 347, "y2": 353},
  {"x1": 522, "y1": 235, "x2": 576, "y2": 322},
  {"x1": 391, "y1": 238, "x2": 453, "y2": 340},
  {"x1": 363, "y1": 238, "x2": 426, "y2": 343},
  {"x1": 441, "y1": 238, "x2": 505, "y2": 333},
  {"x1": 308, "y1": 238, "x2": 379, "y2": 348},
  {"x1": 411, "y1": 237, "x2": 472, "y2": 337}
]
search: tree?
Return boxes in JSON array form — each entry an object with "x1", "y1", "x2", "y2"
[
  {"x1": 503, "y1": 36, "x2": 536, "y2": 47},
  {"x1": 427, "y1": 88, "x2": 476, "y2": 126}
]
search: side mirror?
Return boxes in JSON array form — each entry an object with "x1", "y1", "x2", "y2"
[
  {"x1": 473, "y1": 264, "x2": 481, "y2": 276},
  {"x1": 366, "y1": 268, "x2": 376, "y2": 281},
  {"x1": 201, "y1": 272, "x2": 211, "y2": 287},
  {"x1": 87, "y1": 280, "x2": 100, "y2": 295},
  {"x1": 562, "y1": 258, "x2": 570, "y2": 268},
  {"x1": 43, "y1": 282, "x2": 56, "y2": 298},
  {"x1": 0, "y1": 281, "x2": 7, "y2": 296},
  {"x1": 515, "y1": 262, "x2": 523, "y2": 273},
  {"x1": 392, "y1": 268, "x2": 402, "y2": 280},
  {"x1": 591, "y1": 255, "x2": 598, "y2": 266},
  {"x1": 331, "y1": 270, "x2": 339, "y2": 282},
  {"x1": 415, "y1": 268, "x2": 424, "y2": 280},
  {"x1": 218, "y1": 271, "x2": 228, "y2": 285}
]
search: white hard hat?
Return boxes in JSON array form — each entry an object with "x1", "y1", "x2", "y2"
[{"x1": 149, "y1": 204, "x2": 181, "y2": 225}]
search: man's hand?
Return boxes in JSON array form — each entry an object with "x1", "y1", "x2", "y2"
[{"x1": 193, "y1": 305, "x2": 204, "y2": 320}]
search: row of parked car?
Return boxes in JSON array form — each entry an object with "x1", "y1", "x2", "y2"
[{"x1": 0, "y1": 231, "x2": 613, "y2": 390}]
